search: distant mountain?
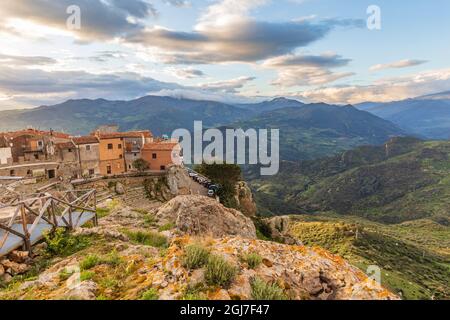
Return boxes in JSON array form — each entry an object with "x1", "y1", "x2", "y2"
[
  {"x1": 356, "y1": 92, "x2": 450, "y2": 139},
  {"x1": 0, "y1": 96, "x2": 255, "y2": 135},
  {"x1": 236, "y1": 97, "x2": 304, "y2": 113},
  {"x1": 231, "y1": 103, "x2": 405, "y2": 162},
  {"x1": 0, "y1": 97, "x2": 404, "y2": 155}
]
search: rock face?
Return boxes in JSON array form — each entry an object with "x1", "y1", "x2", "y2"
[
  {"x1": 142, "y1": 236, "x2": 399, "y2": 300},
  {"x1": 144, "y1": 166, "x2": 195, "y2": 202},
  {"x1": 166, "y1": 165, "x2": 193, "y2": 196},
  {"x1": 156, "y1": 195, "x2": 257, "y2": 239},
  {"x1": 234, "y1": 181, "x2": 257, "y2": 217},
  {"x1": 264, "y1": 216, "x2": 301, "y2": 245}
]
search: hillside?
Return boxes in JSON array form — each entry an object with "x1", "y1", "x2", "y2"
[
  {"x1": 251, "y1": 138, "x2": 450, "y2": 223},
  {"x1": 357, "y1": 92, "x2": 450, "y2": 139},
  {"x1": 231, "y1": 103, "x2": 405, "y2": 162},
  {"x1": 279, "y1": 214, "x2": 450, "y2": 300},
  {"x1": 0, "y1": 194, "x2": 396, "y2": 300}
]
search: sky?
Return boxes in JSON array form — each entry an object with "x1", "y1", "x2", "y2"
[{"x1": 0, "y1": 0, "x2": 449, "y2": 110}]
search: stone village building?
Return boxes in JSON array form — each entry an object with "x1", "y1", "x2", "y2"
[{"x1": 0, "y1": 127, "x2": 182, "y2": 180}]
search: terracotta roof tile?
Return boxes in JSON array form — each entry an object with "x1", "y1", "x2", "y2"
[
  {"x1": 143, "y1": 142, "x2": 180, "y2": 151},
  {"x1": 93, "y1": 130, "x2": 153, "y2": 139},
  {"x1": 72, "y1": 136, "x2": 99, "y2": 145}
]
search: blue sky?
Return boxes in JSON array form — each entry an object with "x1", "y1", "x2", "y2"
[{"x1": 0, "y1": 0, "x2": 449, "y2": 110}]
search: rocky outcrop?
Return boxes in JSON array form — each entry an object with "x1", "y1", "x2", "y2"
[
  {"x1": 143, "y1": 166, "x2": 195, "y2": 202},
  {"x1": 142, "y1": 236, "x2": 399, "y2": 300},
  {"x1": 264, "y1": 216, "x2": 301, "y2": 245},
  {"x1": 156, "y1": 195, "x2": 257, "y2": 239},
  {"x1": 166, "y1": 165, "x2": 193, "y2": 196},
  {"x1": 234, "y1": 181, "x2": 257, "y2": 217},
  {"x1": 143, "y1": 177, "x2": 173, "y2": 202}
]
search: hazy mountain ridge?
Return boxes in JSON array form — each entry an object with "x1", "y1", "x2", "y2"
[{"x1": 356, "y1": 92, "x2": 450, "y2": 139}]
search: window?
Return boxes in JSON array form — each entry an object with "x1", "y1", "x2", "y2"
[
  {"x1": 89, "y1": 169, "x2": 95, "y2": 176},
  {"x1": 10, "y1": 170, "x2": 15, "y2": 176},
  {"x1": 68, "y1": 148, "x2": 72, "y2": 153},
  {"x1": 152, "y1": 153, "x2": 157, "y2": 159},
  {"x1": 108, "y1": 143, "x2": 113, "y2": 150},
  {"x1": 34, "y1": 154, "x2": 39, "y2": 160},
  {"x1": 160, "y1": 166, "x2": 166, "y2": 171},
  {"x1": 118, "y1": 144, "x2": 122, "y2": 149},
  {"x1": 38, "y1": 141, "x2": 43, "y2": 147},
  {"x1": 86, "y1": 145, "x2": 91, "y2": 151},
  {"x1": 133, "y1": 153, "x2": 137, "y2": 157},
  {"x1": 107, "y1": 166, "x2": 112, "y2": 175},
  {"x1": 119, "y1": 154, "x2": 123, "y2": 159},
  {"x1": 128, "y1": 165, "x2": 132, "y2": 169},
  {"x1": 27, "y1": 170, "x2": 32, "y2": 175}
]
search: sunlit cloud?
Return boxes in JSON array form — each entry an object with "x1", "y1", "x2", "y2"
[{"x1": 370, "y1": 59, "x2": 428, "y2": 72}]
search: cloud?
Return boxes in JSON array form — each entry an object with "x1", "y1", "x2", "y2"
[
  {"x1": 294, "y1": 68, "x2": 450, "y2": 104},
  {"x1": 0, "y1": 53, "x2": 57, "y2": 66},
  {"x1": 0, "y1": 62, "x2": 252, "y2": 109},
  {"x1": 272, "y1": 68, "x2": 354, "y2": 87},
  {"x1": 162, "y1": 0, "x2": 191, "y2": 7},
  {"x1": 171, "y1": 68, "x2": 205, "y2": 79},
  {"x1": 263, "y1": 53, "x2": 354, "y2": 87},
  {"x1": 0, "y1": 65, "x2": 181, "y2": 109},
  {"x1": 264, "y1": 53, "x2": 351, "y2": 68},
  {"x1": 124, "y1": 0, "x2": 363, "y2": 65},
  {"x1": 370, "y1": 59, "x2": 428, "y2": 72},
  {"x1": 0, "y1": 0, "x2": 156, "y2": 41},
  {"x1": 196, "y1": 76, "x2": 256, "y2": 93},
  {"x1": 150, "y1": 88, "x2": 255, "y2": 104},
  {"x1": 126, "y1": 19, "x2": 361, "y2": 64}
]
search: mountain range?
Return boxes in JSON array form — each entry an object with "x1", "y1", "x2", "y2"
[
  {"x1": 356, "y1": 91, "x2": 450, "y2": 139},
  {"x1": 0, "y1": 95, "x2": 407, "y2": 161}
]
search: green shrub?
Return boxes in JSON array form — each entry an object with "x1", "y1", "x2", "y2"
[
  {"x1": 59, "y1": 268, "x2": 73, "y2": 281},
  {"x1": 133, "y1": 159, "x2": 149, "y2": 172},
  {"x1": 125, "y1": 230, "x2": 168, "y2": 248},
  {"x1": 80, "y1": 255, "x2": 100, "y2": 271},
  {"x1": 158, "y1": 222, "x2": 176, "y2": 232},
  {"x1": 241, "y1": 253, "x2": 263, "y2": 269},
  {"x1": 182, "y1": 244, "x2": 210, "y2": 270},
  {"x1": 103, "y1": 250, "x2": 123, "y2": 266},
  {"x1": 250, "y1": 277, "x2": 287, "y2": 300},
  {"x1": 141, "y1": 288, "x2": 159, "y2": 300},
  {"x1": 205, "y1": 255, "x2": 237, "y2": 287},
  {"x1": 80, "y1": 271, "x2": 95, "y2": 281},
  {"x1": 96, "y1": 207, "x2": 111, "y2": 218},
  {"x1": 44, "y1": 228, "x2": 90, "y2": 257}
]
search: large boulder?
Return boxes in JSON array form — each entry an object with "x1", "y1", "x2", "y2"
[
  {"x1": 234, "y1": 181, "x2": 257, "y2": 217},
  {"x1": 156, "y1": 195, "x2": 257, "y2": 239},
  {"x1": 166, "y1": 165, "x2": 193, "y2": 196}
]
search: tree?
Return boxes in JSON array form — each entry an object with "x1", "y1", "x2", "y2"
[
  {"x1": 133, "y1": 158, "x2": 149, "y2": 172},
  {"x1": 194, "y1": 163, "x2": 242, "y2": 208}
]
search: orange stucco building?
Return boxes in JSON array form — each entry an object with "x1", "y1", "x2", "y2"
[
  {"x1": 141, "y1": 141, "x2": 182, "y2": 171},
  {"x1": 96, "y1": 135, "x2": 126, "y2": 175}
]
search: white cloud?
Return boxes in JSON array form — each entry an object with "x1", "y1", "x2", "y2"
[
  {"x1": 294, "y1": 68, "x2": 450, "y2": 104},
  {"x1": 370, "y1": 59, "x2": 428, "y2": 72}
]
